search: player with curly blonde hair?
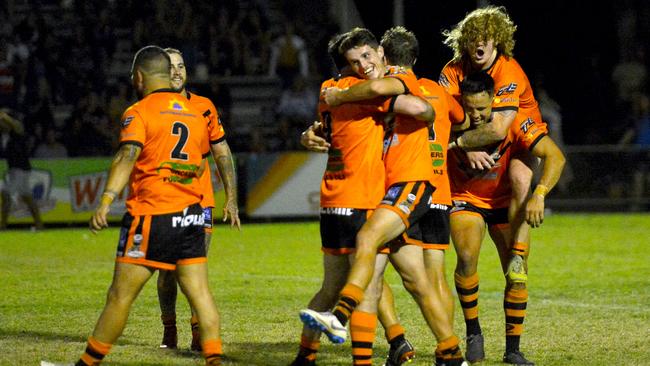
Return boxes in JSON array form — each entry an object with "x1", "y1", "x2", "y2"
[{"x1": 439, "y1": 5, "x2": 542, "y2": 366}]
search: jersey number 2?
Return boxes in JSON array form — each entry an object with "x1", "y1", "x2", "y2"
[{"x1": 171, "y1": 122, "x2": 189, "y2": 160}]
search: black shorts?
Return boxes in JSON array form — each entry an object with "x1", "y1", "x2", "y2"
[
  {"x1": 116, "y1": 203, "x2": 207, "y2": 270},
  {"x1": 378, "y1": 181, "x2": 435, "y2": 228},
  {"x1": 320, "y1": 207, "x2": 369, "y2": 255},
  {"x1": 403, "y1": 203, "x2": 451, "y2": 250},
  {"x1": 449, "y1": 200, "x2": 509, "y2": 227}
]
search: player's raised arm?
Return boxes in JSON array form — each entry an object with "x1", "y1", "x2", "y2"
[
  {"x1": 392, "y1": 94, "x2": 435, "y2": 123},
  {"x1": 525, "y1": 136, "x2": 566, "y2": 227},
  {"x1": 323, "y1": 77, "x2": 406, "y2": 107},
  {"x1": 90, "y1": 143, "x2": 141, "y2": 233}
]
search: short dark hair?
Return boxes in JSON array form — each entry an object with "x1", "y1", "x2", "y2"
[
  {"x1": 460, "y1": 72, "x2": 494, "y2": 96},
  {"x1": 338, "y1": 27, "x2": 378, "y2": 55},
  {"x1": 380, "y1": 26, "x2": 418, "y2": 67},
  {"x1": 327, "y1": 33, "x2": 348, "y2": 73},
  {"x1": 131, "y1": 45, "x2": 171, "y2": 77}
]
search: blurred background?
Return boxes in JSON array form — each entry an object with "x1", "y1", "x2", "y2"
[{"x1": 0, "y1": 0, "x2": 648, "y2": 224}]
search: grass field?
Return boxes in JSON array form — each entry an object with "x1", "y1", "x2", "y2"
[{"x1": 1, "y1": 213, "x2": 649, "y2": 366}]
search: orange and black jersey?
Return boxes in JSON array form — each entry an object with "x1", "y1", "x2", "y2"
[
  {"x1": 319, "y1": 76, "x2": 387, "y2": 209},
  {"x1": 417, "y1": 77, "x2": 465, "y2": 205},
  {"x1": 448, "y1": 111, "x2": 547, "y2": 209},
  {"x1": 439, "y1": 54, "x2": 542, "y2": 123},
  {"x1": 186, "y1": 91, "x2": 226, "y2": 209},
  {"x1": 119, "y1": 89, "x2": 210, "y2": 215},
  {"x1": 382, "y1": 68, "x2": 435, "y2": 187}
]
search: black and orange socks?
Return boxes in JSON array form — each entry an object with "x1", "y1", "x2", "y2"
[
  {"x1": 504, "y1": 287, "x2": 528, "y2": 353},
  {"x1": 454, "y1": 272, "x2": 482, "y2": 337},
  {"x1": 333, "y1": 284, "x2": 364, "y2": 326},
  {"x1": 76, "y1": 336, "x2": 112, "y2": 366},
  {"x1": 202, "y1": 338, "x2": 223, "y2": 365},
  {"x1": 350, "y1": 310, "x2": 377, "y2": 366}
]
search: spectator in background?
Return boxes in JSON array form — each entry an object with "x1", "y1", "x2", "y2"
[
  {"x1": 534, "y1": 73, "x2": 573, "y2": 193},
  {"x1": 107, "y1": 79, "x2": 132, "y2": 124},
  {"x1": 619, "y1": 93, "x2": 650, "y2": 146},
  {"x1": 269, "y1": 22, "x2": 309, "y2": 88},
  {"x1": 0, "y1": 39, "x2": 16, "y2": 108},
  {"x1": 612, "y1": 45, "x2": 648, "y2": 113},
  {"x1": 0, "y1": 109, "x2": 43, "y2": 230},
  {"x1": 275, "y1": 75, "x2": 317, "y2": 150},
  {"x1": 33, "y1": 127, "x2": 68, "y2": 159}
]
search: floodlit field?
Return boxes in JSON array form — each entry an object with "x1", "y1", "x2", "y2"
[{"x1": 1, "y1": 214, "x2": 649, "y2": 366}]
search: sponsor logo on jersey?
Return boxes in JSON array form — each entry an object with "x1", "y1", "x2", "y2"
[
  {"x1": 430, "y1": 203, "x2": 449, "y2": 210},
  {"x1": 320, "y1": 207, "x2": 354, "y2": 216},
  {"x1": 496, "y1": 83, "x2": 517, "y2": 96},
  {"x1": 121, "y1": 116, "x2": 134, "y2": 128},
  {"x1": 520, "y1": 118, "x2": 535, "y2": 133},
  {"x1": 172, "y1": 212, "x2": 205, "y2": 228}
]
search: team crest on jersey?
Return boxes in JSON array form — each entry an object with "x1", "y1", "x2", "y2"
[
  {"x1": 168, "y1": 98, "x2": 188, "y2": 111},
  {"x1": 121, "y1": 116, "x2": 134, "y2": 128},
  {"x1": 496, "y1": 83, "x2": 517, "y2": 96}
]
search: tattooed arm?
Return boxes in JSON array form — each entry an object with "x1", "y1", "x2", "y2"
[
  {"x1": 457, "y1": 109, "x2": 516, "y2": 148},
  {"x1": 211, "y1": 140, "x2": 241, "y2": 230},
  {"x1": 90, "y1": 143, "x2": 141, "y2": 233}
]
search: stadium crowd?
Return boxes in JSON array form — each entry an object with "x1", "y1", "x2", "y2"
[{"x1": 1, "y1": 1, "x2": 649, "y2": 157}]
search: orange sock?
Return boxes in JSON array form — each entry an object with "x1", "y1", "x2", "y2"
[
  {"x1": 297, "y1": 334, "x2": 321, "y2": 362},
  {"x1": 202, "y1": 338, "x2": 223, "y2": 365},
  {"x1": 504, "y1": 287, "x2": 528, "y2": 352},
  {"x1": 77, "y1": 336, "x2": 112, "y2": 366},
  {"x1": 454, "y1": 272, "x2": 481, "y2": 336},
  {"x1": 511, "y1": 241, "x2": 528, "y2": 256},
  {"x1": 385, "y1": 323, "x2": 405, "y2": 344},
  {"x1": 435, "y1": 335, "x2": 463, "y2": 362},
  {"x1": 350, "y1": 311, "x2": 377, "y2": 366},
  {"x1": 333, "y1": 284, "x2": 364, "y2": 326}
]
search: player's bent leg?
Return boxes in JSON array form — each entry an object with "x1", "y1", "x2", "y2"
[
  {"x1": 76, "y1": 262, "x2": 154, "y2": 365},
  {"x1": 349, "y1": 208, "x2": 406, "y2": 292},
  {"x1": 176, "y1": 261, "x2": 222, "y2": 364},
  {"x1": 390, "y1": 245, "x2": 455, "y2": 341},
  {"x1": 157, "y1": 269, "x2": 179, "y2": 349}
]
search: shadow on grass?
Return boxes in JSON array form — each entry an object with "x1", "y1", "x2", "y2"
[{"x1": 0, "y1": 328, "x2": 149, "y2": 347}]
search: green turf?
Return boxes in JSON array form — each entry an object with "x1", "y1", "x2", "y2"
[{"x1": 1, "y1": 213, "x2": 649, "y2": 365}]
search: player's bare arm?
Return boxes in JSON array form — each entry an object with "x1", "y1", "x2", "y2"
[
  {"x1": 526, "y1": 136, "x2": 566, "y2": 228},
  {"x1": 300, "y1": 121, "x2": 330, "y2": 153},
  {"x1": 457, "y1": 109, "x2": 516, "y2": 148},
  {"x1": 392, "y1": 95, "x2": 435, "y2": 123},
  {"x1": 212, "y1": 140, "x2": 241, "y2": 230},
  {"x1": 90, "y1": 144, "x2": 141, "y2": 233},
  {"x1": 323, "y1": 77, "x2": 406, "y2": 107}
]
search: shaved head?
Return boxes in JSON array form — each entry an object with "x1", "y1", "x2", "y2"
[{"x1": 131, "y1": 45, "x2": 171, "y2": 78}]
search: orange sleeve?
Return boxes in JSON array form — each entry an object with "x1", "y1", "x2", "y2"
[
  {"x1": 446, "y1": 89, "x2": 465, "y2": 124},
  {"x1": 206, "y1": 102, "x2": 226, "y2": 143},
  {"x1": 512, "y1": 115, "x2": 548, "y2": 151},
  {"x1": 492, "y1": 62, "x2": 529, "y2": 113},
  {"x1": 119, "y1": 106, "x2": 146, "y2": 147},
  {"x1": 439, "y1": 62, "x2": 461, "y2": 102}
]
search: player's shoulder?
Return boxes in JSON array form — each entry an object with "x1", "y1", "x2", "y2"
[
  {"x1": 493, "y1": 55, "x2": 526, "y2": 76},
  {"x1": 188, "y1": 91, "x2": 216, "y2": 109}
]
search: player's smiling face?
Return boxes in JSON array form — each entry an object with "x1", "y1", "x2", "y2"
[
  {"x1": 344, "y1": 45, "x2": 385, "y2": 80},
  {"x1": 168, "y1": 52, "x2": 187, "y2": 92},
  {"x1": 467, "y1": 39, "x2": 497, "y2": 71},
  {"x1": 462, "y1": 91, "x2": 493, "y2": 127}
]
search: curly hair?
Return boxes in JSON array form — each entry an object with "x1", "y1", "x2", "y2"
[{"x1": 442, "y1": 6, "x2": 517, "y2": 63}]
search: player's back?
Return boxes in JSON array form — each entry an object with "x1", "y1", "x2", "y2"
[
  {"x1": 383, "y1": 69, "x2": 434, "y2": 187},
  {"x1": 418, "y1": 78, "x2": 465, "y2": 205},
  {"x1": 120, "y1": 91, "x2": 209, "y2": 215},
  {"x1": 319, "y1": 76, "x2": 386, "y2": 209}
]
